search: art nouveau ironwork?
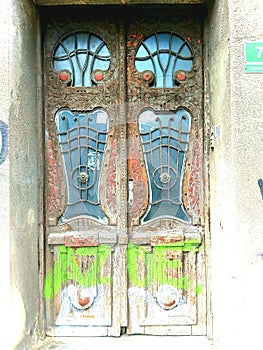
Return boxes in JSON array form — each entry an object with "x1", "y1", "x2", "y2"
[
  {"x1": 135, "y1": 32, "x2": 193, "y2": 88},
  {"x1": 55, "y1": 108, "x2": 109, "y2": 223},
  {"x1": 138, "y1": 108, "x2": 191, "y2": 223},
  {"x1": 53, "y1": 31, "x2": 111, "y2": 87}
]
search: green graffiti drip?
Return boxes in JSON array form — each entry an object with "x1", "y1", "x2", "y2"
[
  {"x1": 127, "y1": 244, "x2": 147, "y2": 288},
  {"x1": 44, "y1": 243, "x2": 202, "y2": 300},
  {"x1": 127, "y1": 243, "x2": 201, "y2": 294},
  {"x1": 195, "y1": 285, "x2": 203, "y2": 295},
  {"x1": 44, "y1": 245, "x2": 111, "y2": 299}
]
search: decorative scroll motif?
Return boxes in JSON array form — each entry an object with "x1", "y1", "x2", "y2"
[
  {"x1": 47, "y1": 137, "x2": 60, "y2": 215},
  {"x1": 127, "y1": 32, "x2": 144, "y2": 99},
  {"x1": 135, "y1": 32, "x2": 193, "y2": 88},
  {"x1": 138, "y1": 108, "x2": 191, "y2": 223},
  {"x1": 127, "y1": 123, "x2": 149, "y2": 223},
  {"x1": 55, "y1": 108, "x2": 109, "y2": 223},
  {"x1": 189, "y1": 139, "x2": 201, "y2": 216},
  {"x1": 53, "y1": 31, "x2": 111, "y2": 87}
]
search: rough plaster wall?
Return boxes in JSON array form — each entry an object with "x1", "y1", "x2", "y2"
[
  {"x1": 207, "y1": 0, "x2": 263, "y2": 349},
  {"x1": 205, "y1": 0, "x2": 232, "y2": 345},
  {"x1": 0, "y1": 0, "x2": 11, "y2": 348},
  {"x1": 7, "y1": 0, "x2": 40, "y2": 348},
  {"x1": 225, "y1": 0, "x2": 263, "y2": 348}
]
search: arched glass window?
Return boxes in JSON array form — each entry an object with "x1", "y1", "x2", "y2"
[
  {"x1": 53, "y1": 31, "x2": 111, "y2": 87},
  {"x1": 135, "y1": 32, "x2": 193, "y2": 88}
]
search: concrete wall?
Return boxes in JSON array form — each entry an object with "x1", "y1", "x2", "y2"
[
  {"x1": 0, "y1": 0, "x2": 40, "y2": 349},
  {"x1": 206, "y1": 0, "x2": 263, "y2": 349}
]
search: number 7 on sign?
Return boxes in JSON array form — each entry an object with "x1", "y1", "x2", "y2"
[{"x1": 255, "y1": 46, "x2": 263, "y2": 58}]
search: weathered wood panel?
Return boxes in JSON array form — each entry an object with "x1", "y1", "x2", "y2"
[
  {"x1": 127, "y1": 243, "x2": 203, "y2": 334},
  {"x1": 45, "y1": 245, "x2": 113, "y2": 336}
]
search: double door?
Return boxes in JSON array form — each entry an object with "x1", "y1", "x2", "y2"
[{"x1": 43, "y1": 6, "x2": 206, "y2": 337}]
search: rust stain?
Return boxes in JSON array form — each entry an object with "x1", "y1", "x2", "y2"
[
  {"x1": 65, "y1": 236, "x2": 99, "y2": 247},
  {"x1": 127, "y1": 57, "x2": 141, "y2": 88},
  {"x1": 128, "y1": 122, "x2": 148, "y2": 221},
  {"x1": 151, "y1": 235, "x2": 184, "y2": 246},
  {"x1": 127, "y1": 32, "x2": 143, "y2": 48}
]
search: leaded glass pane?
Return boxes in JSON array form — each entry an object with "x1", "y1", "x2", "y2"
[
  {"x1": 135, "y1": 32, "x2": 193, "y2": 88},
  {"x1": 53, "y1": 32, "x2": 110, "y2": 87},
  {"x1": 138, "y1": 108, "x2": 191, "y2": 223},
  {"x1": 55, "y1": 108, "x2": 109, "y2": 223}
]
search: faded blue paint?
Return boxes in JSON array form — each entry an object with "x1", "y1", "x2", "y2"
[{"x1": 0, "y1": 120, "x2": 8, "y2": 165}]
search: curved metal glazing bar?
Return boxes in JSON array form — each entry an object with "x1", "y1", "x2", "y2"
[
  {"x1": 53, "y1": 31, "x2": 111, "y2": 87},
  {"x1": 55, "y1": 108, "x2": 109, "y2": 223},
  {"x1": 135, "y1": 32, "x2": 193, "y2": 88},
  {"x1": 138, "y1": 108, "x2": 191, "y2": 223}
]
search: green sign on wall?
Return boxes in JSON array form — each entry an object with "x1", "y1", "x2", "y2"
[{"x1": 245, "y1": 41, "x2": 263, "y2": 73}]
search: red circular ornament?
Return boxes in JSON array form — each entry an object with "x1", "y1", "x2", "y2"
[
  {"x1": 59, "y1": 71, "x2": 69, "y2": 82},
  {"x1": 77, "y1": 290, "x2": 90, "y2": 306},
  {"x1": 177, "y1": 71, "x2": 186, "y2": 81},
  {"x1": 163, "y1": 299, "x2": 177, "y2": 308},
  {"x1": 94, "y1": 71, "x2": 104, "y2": 81},
  {"x1": 143, "y1": 71, "x2": 153, "y2": 82}
]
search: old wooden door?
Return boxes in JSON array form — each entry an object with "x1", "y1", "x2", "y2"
[{"x1": 43, "y1": 6, "x2": 206, "y2": 337}]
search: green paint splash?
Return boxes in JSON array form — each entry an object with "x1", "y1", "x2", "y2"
[
  {"x1": 127, "y1": 243, "x2": 202, "y2": 294},
  {"x1": 44, "y1": 245, "x2": 111, "y2": 299},
  {"x1": 44, "y1": 242, "x2": 203, "y2": 300}
]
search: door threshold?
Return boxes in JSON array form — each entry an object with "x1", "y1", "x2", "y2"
[{"x1": 36, "y1": 335, "x2": 214, "y2": 350}]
